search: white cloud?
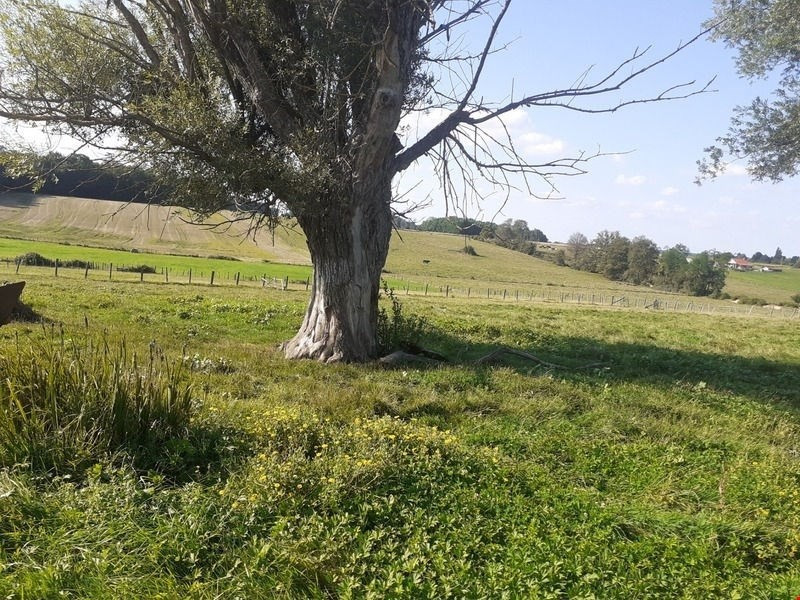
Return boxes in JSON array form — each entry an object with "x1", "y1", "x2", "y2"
[
  {"x1": 615, "y1": 174, "x2": 647, "y2": 186},
  {"x1": 650, "y1": 199, "x2": 687, "y2": 214},
  {"x1": 519, "y1": 131, "x2": 565, "y2": 156},
  {"x1": 722, "y1": 163, "x2": 748, "y2": 177},
  {"x1": 660, "y1": 186, "x2": 679, "y2": 196}
]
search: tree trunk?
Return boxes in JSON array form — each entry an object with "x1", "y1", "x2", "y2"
[{"x1": 283, "y1": 184, "x2": 392, "y2": 363}]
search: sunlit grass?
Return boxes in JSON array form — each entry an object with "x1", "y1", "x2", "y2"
[{"x1": 0, "y1": 273, "x2": 799, "y2": 596}]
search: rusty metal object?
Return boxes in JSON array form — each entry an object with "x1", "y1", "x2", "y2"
[{"x1": 0, "y1": 281, "x2": 25, "y2": 325}]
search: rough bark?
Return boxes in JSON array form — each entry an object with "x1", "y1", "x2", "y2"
[{"x1": 283, "y1": 181, "x2": 393, "y2": 362}]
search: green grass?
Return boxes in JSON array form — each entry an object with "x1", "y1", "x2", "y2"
[
  {"x1": 726, "y1": 268, "x2": 800, "y2": 304},
  {"x1": 0, "y1": 237, "x2": 314, "y2": 283},
  {"x1": 1, "y1": 273, "x2": 799, "y2": 597}
]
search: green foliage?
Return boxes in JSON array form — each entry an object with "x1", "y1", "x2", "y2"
[
  {"x1": 116, "y1": 264, "x2": 157, "y2": 274},
  {"x1": 0, "y1": 335, "x2": 195, "y2": 475},
  {"x1": 701, "y1": 0, "x2": 800, "y2": 181},
  {"x1": 684, "y1": 252, "x2": 727, "y2": 296},
  {"x1": 376, "y1": 283, "x2": 429, "y2": 354},
  {"x1": 655, "y1": 248, "x2": 727, "y2": 297},
  {"x1": 461, "y1": 244, "x2": 478, "y2": 256}
]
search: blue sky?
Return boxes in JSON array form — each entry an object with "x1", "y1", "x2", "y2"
[{"x1": 397, "y1": 1, "x2": 799, "y2": 257}]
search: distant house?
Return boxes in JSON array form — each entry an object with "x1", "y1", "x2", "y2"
[{"x1": 728, "y1": 258, "x2": 753, "y2": 271}]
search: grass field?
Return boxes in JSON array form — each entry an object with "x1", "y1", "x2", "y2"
[
  {"x1": 1, "y1": 194, "x2": 800, "y2": 597},
  {"x1": 1, "y1": 269, "x2": 799, "y2": 597}
]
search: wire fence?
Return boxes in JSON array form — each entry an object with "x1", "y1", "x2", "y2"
[{"x1": 3, "y1": 258, "x2": 798, "y2": 321}]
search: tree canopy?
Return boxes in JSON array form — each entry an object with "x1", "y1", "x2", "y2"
[{"x1": 699, "y1": 0, "x2": 800, "y2": 181}]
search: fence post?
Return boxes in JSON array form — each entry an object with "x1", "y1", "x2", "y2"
[
  {"x1": 140, "y1": 270, "x2": 144, "y2": 282},
  {"x1": 467, "y1": 288, "x2": 470, "y2": 298},
  {"x1": 445, "y1": 285, "x2": 449, "y2": 298},
  {"x1": 210, "y1": 271, "x2": 215, "y2": 285},
  {"x1": 165, "y1": 268, "x2": 169, "y2": 283},
  {"x1": 54, "y1": 259, "x2": 59, "y2": 277},
  {"x1": 283, "y1": 276, "x2": 289, "y2": 290},
  {"x1": 84, "y1": 263, "x2": 90, "y2": 279},
  {"x1": 305, "y1": 277, "x2": 309, "y2": 291},
  {"x1": 236, "y1": 272, "x2": 240, "y2": 286},
  {"x1": 503, "y1": 289, "x2": 507, "y2": 300},
  {"x1": 15, "y1": 259, "x2": 20, "y2": 274},
  {"x1": 424, "y1": 284, "x2": 428, "y2": 296},
  {"x1": 188, "y1": 269, "x2": 192, "y2": 284}
]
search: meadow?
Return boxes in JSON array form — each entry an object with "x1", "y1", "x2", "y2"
[
  {"x1": 1, "y1": 258, "x2": 799, "y2": 597},
  {"x1": 1, "y1": 194, "x2": 800, "y2": 597}
]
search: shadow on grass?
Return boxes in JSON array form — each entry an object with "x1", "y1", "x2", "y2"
[{"x1": 397, "y1": 329, "x2": 800, "y2": 406}]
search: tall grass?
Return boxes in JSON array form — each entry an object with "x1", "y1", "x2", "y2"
[{"x1": 0, "y1": 334, "x2": 195, "y2": 474}]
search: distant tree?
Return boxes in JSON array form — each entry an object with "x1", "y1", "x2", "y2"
[
  {"x1": 567, "y1": 232, "x2": 589, "y2": 261},
  {"x1": 393, "y1": 215, "x2": 417, "y2": 230},
  {"x1": 657, "y1": 246, "x2": 690, "y2": 292},
  {"x1": 530, "y1": 228, "x2": 549, "y2": 243},
  {"x1": 601, "y1": 235, "x2": 631, "y2": 280},
  {"x1": 625, "y1": 236, "x2": 660, "y2": 284},
  {"x1": 700, "y1": 0, "x2": 800, "y2": 182},
  {"x1": 716, "y1": 251, "x2": 734, "y2": 264},
  {"x1": 751, "y1": 251, "x2": 769, "y2": 263},
  {"x1": 419, "y1": 217, "x2": 461, "y2": 235},
  {"x1": 673, "y1": 243, "x2": 691, "y2": 256},
  {"x1": 774, "y1": 247, "x2": 784, "y2": 264},
  {"x1": 684, "y1": 252, "x2": 726, "y2": 296}
]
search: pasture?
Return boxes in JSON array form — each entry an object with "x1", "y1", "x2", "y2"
[{"x1": 1, "y1": 257, "x2": 799, "y2": 597}]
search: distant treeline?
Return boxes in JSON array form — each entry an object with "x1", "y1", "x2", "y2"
[
  {"x1": 408, "y1": 216, "x2": 548, "y2": 256},
  {"x1": 0, "y1": 151, "x2": 167, "y2": 203}
]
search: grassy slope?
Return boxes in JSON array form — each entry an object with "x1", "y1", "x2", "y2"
[{"x1": 1, "y1": 273, "x2": 799, "y2": 597}]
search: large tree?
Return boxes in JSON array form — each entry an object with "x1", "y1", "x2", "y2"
[
  {"x1": 0, "y1": 0, "x2": 710, "y2": 362},
  {"x1": 699, "y1": 0, "x2": 800, "y2": 181}
]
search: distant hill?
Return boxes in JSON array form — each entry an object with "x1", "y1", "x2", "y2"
[
  {"x1": 0, "y1": 192, "x2": 311, "y2": 264},
  {"x1": 0, "y1": 192, "x2": 619, "y2": 291}
]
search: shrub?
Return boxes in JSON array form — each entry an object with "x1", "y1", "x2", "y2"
[
  {"x1": 461, "y1": 244, "x2": 479, "y2": 256},
  {"x1": 0, "y1": 336, "x2": 195, "y2": 474},
  {"x1": 791, "y1": 293, "x2": 800, "y2": 304},
  {"x1": 117, "y1": 264, "x2": 157, "y2": 273},
  {"x1": 377, "y1": 282, "x2": 429, "y2": 354},
  {"x1": 14, "y1": 252, "x2": 53, "y2": 266}
]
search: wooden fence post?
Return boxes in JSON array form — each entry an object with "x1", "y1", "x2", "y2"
[
  {"x1": 165, "y1": 268, "x2": 169, "y2": 283},
  {"x1": 54, "y1": 259, "x2": 59, "y2": 277},
  {"x1": 140, "y1": 270, "x2": 144, "y2": 282},
  {"x1": 188, "y1": 269, "x2": 192, "y2": 284},
  {"x1": 236, "y1": 272, "x2": 240, "y2": 286},
  {"x1": 210, "y1": 271, "x2": 215, "y2": 285},
  {"x1": 15, "y1": 259, "x2": 20, "y2": 274},
  {"x1": 84, "y1": 263, "x2": 90, "y2": 279},
  {"x1": 424, "y1": 284, "x2": 428, "y2": 296}
]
